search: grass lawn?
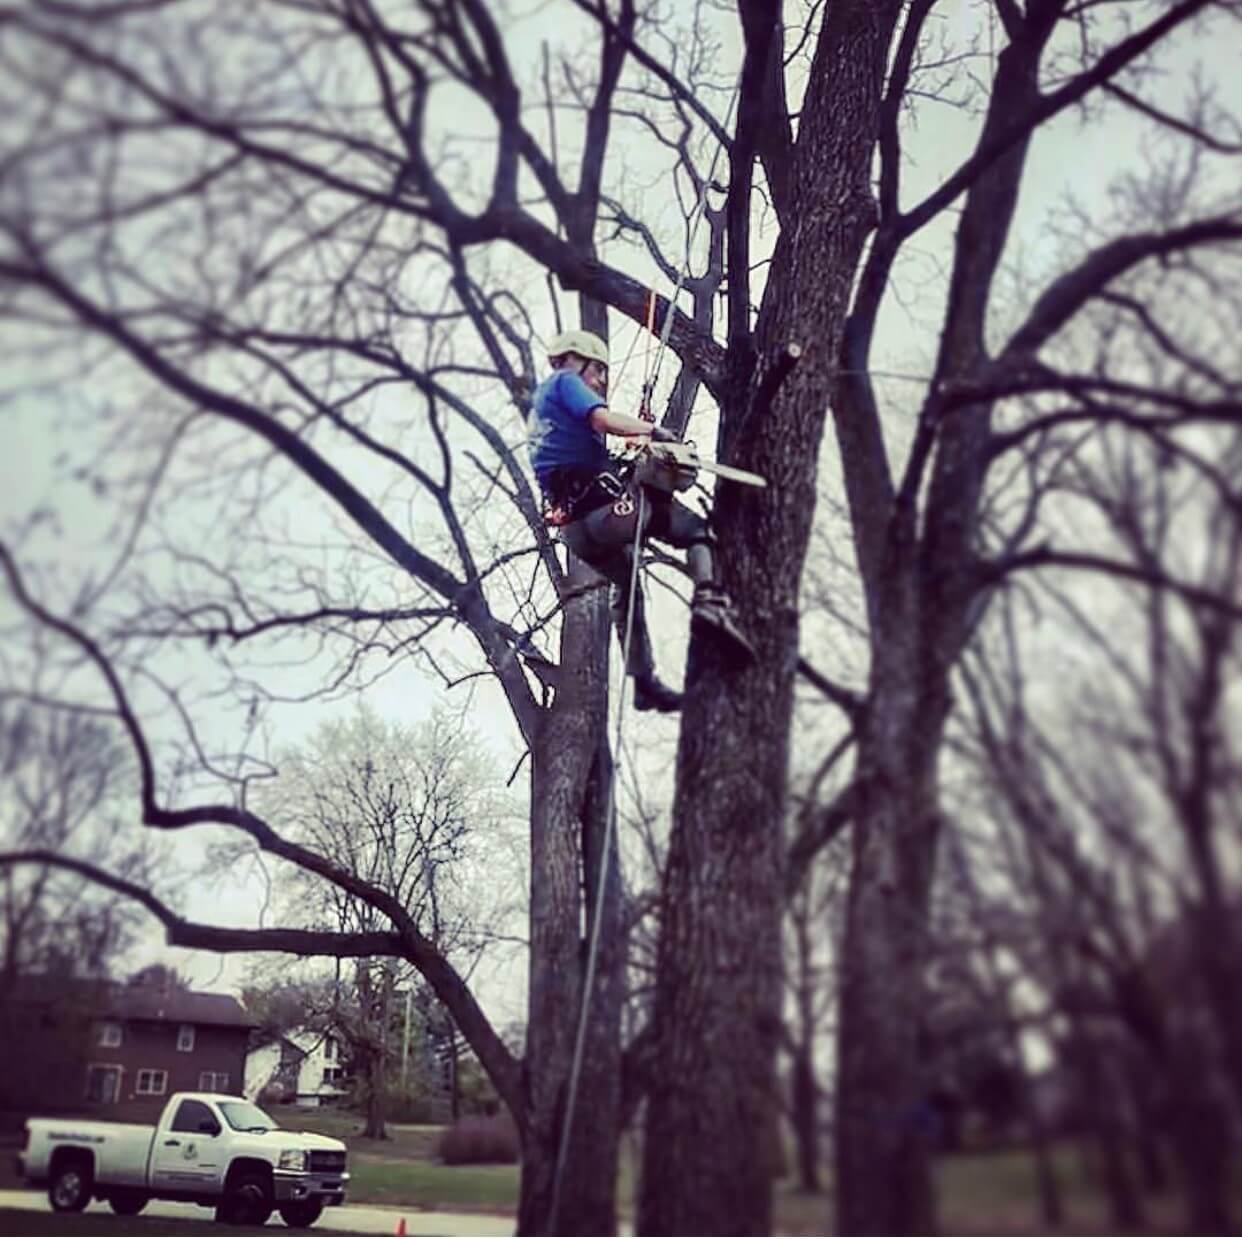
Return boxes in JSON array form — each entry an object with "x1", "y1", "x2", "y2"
[
  {"x1": 935, "y1": 1146, "x2": 1193, "y2": 1236},
  {"x1": 775, "y1": 1146, "x2": 1207, "y2": 1236},
  {"x1": 348, "y1": 1159, "x2": 519, "y2": 1211},
  {"x1": 267, "y1": 1108, "x2": 520, "y2": 1213},
  {"x1": 8, "y1": 1108, "x2": 1223, "y2": 1235},
  {"x1": 287, "y1": 1109, "x2": 1196, "y2": 1234}
]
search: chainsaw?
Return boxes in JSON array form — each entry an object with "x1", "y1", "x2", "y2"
[{"x1": 632, "y1": 439, "x2": 768, "y2": 493}]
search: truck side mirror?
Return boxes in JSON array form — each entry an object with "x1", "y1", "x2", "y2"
[{"x1": 198, "y1": 1120, "x2": 221, "y2": 1136}]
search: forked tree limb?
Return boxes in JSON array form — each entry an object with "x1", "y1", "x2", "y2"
[{"x1": 0, "y1": 544, "x2": 523, "y2": 1114}]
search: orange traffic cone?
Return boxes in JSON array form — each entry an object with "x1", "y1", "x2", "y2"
[{"x1": 395, "y1": 1219, "x2": 407, "y2": 1237}]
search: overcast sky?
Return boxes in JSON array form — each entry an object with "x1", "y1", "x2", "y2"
[{"x1": 3, "y1": 1, "x2": 1238, "y2": 1033}]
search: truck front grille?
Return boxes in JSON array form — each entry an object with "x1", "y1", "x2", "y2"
[{"x1": 309, "y1": 1151, "x2": 347, "y2": 1174}]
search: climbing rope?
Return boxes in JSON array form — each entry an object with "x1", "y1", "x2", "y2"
[
  {"x1": 548, "y1": 485, "x2": 646, "y2": 1232},
  {"x1": 546, "y1": 75, "x2": 742, "y2": 1231}
]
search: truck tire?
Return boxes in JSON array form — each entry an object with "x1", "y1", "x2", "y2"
[
  {"x1": 279, "y1": 1200, "x2": 325, "y2": 1228},
  {"x1": 48, "y1": 1155, "x2": 93, "y2": 1213},
  {"x1": 108, "y1": 1189, "x2": 149, "y2": 1216},
  {"x1": 217, "y1": 1169, "x2": 274, "y2": 1226}
]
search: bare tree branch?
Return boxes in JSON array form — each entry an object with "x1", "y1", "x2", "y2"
[{"x1": 0, "y1": 849, "x2": 406, "y2": 958}]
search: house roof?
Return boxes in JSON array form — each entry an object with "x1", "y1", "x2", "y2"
[
  {"x1": 246, "y1": 1032, "x2": 308, "y2": 1060},
  {"x1": 8, "y1": 975, "x2": 255, "y2": 1028}
]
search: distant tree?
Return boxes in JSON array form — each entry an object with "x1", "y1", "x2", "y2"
[
  {"x1": 225, "y1": 706, "x2": 511, "y2": 1138},
  {"x1": 0, "y1": 705, "x2": 157, "y2": 988},
  {"x1": 127, "y1": 962, "x2": 192, "y2": 991},
  {"x1": 956, "y1": 561, "x2": 1241, "y2": 1232},
  {"x1": 240, "y1": 977, "x2": 319, "y2": 1048}
]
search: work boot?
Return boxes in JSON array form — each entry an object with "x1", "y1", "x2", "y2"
[
  {"x1": 633, "y1": 674, "x2": 683, "y2": 713},
  {"x1": 691, "y1": 584, "x2": 756, "y2": 662}
]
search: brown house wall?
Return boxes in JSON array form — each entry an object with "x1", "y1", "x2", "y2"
[
  {"x1": 94, "y1": 1020, "x2": 248, "y2": 1104},
  {"x1": 1, "y1": 1003, "x2": 249, "y2": 1123}
]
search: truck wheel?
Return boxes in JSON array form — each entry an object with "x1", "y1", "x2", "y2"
[
  {"x1": 108, "y1": 1189, "x2": 149, "y2": 1216},
  {"x1": 218, "y1": 1170, "x2": 274, "y2": 1226},
  {"x1": 279, "y1": 1200, "x2": 324, "y2": 1228},
  {"x1": 48, "y1": 1156, "x2": 92, "y2": 1213}
]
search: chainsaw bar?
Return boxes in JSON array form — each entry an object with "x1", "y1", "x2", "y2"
[{"x1": 650, "y1": 441, "x2": 768, "y2": 488}]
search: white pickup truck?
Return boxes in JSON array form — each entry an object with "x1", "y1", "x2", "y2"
[{"x1": 17, "y1": 1091, "x2": 350, "y2": 1227}]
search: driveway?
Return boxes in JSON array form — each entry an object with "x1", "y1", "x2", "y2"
[{"x1": 0, "y1": 1190, "x2": 514, "y2": 1236}]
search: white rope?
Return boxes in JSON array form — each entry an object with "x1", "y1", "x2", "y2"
[
  {"x1": 546, "y1": 71, "x2": 743, "y2": 1233},
  {"x1": 549, "y1": 486, "x2": 646, "y2": 1233}
]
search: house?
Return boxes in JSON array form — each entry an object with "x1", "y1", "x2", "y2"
[
  {"x1": 244, "y1": 1028, "x2": 349, "y2": 1107},
  {"x1": 0, "y1": 975, "x2": 255, "y2": 1116}
]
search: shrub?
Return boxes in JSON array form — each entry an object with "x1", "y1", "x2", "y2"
[
  {"x1": 437, "y1": 1113, "x2": 519, "y2": 1165},
  {"x1": 386, "y1": 1089, "x2": 449, "y2": 1124}
]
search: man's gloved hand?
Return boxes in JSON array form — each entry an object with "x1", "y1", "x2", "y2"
[{"x1": 650, "y1": 424, "x2": 680, "y2": 443}]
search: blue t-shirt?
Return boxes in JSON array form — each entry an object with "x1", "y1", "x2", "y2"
[{"x1": 527, "y1": 370, "x2": 608, "y2": 485}]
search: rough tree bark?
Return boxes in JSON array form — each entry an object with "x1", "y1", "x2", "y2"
[
  {"x1": 520, "y1": 566, "x2": 622, "y2": 1235},
  {"x1": 639, "y1": 4, "x2": 905, "y2": 1232}
]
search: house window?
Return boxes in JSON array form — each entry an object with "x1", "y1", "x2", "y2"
[
  {"x1": 324, "y1": 1035, "x2": 338, "y2": 1063},
  {"x1": 322, "y1": 1067, "x2": 343, "y2": 1086},
  {"x1": 176, "y1": 1024, "x2": 195, "y2": 1052},
  {"x1": 85, "y1": 1064, "x2": 122, "y2": 1103},
  {"x1": 198, "y1": 1071, "x2": 230, "y2": 1091},
  {"x1": 136, "y1": 1069, "x2": 168, "y2": 1096},
  {"x1": 97, "y1": 1021, "x2": 123, "y2": 1048}
]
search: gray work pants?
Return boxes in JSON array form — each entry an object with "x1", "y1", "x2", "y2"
[{"x1": 560, "y1": 485, "x2": 713, "y2": 680}]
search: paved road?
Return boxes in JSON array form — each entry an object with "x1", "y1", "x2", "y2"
[{"x1": 0, "y1": 1190, "x2": 514, "y2": 1236}]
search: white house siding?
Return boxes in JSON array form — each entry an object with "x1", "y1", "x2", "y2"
[
  {"x1": 290, "y1": 1030, "x2": 347, "y2": 1106},
  {"x1": 244, "y1": 1028, "x2": 348, "y2": 1107},
  {"x1": 243, "y1": 1041, "x2": 283, "y2": 1100}
]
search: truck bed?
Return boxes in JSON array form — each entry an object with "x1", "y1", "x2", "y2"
[{"x1": 23, "y1": 1118, "x2": 154, "y2": 1188}]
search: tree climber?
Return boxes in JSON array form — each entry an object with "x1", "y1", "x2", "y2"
[{"x1": 527, "y1": 328, "x2": 754, "y2": 713}]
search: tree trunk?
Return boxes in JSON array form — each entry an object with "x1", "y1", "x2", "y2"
[
  {"x1": 636, "y1": 629, "x2": 788, "y2": 1235},
  {"x1": 1155, "y1": 1029, "x2": 1234, "y2": 1235},
  {"x1": 792, "y1": 1044, "x2": 820, "y2": 1193},
  {"x1": 638, "y1": 4, "x2": 903, "y2": 1231},
  {"x1": 517, "y1": 568, "x2": 623, "y2": 1235},
  {"x1": 1019, "y1": 1058, "x2": 1063, "y2": 1228},
  {"x1": 1164, "y1": 1085, "x2": 1233, "y2": 1234},
  {"x1": 1109, "y1": 960, "x2": 1232, "y2": 1231},
  {"x1": 834, "y1": 648, "x2": 946, "y2": 1236},
  {"x1": 1122, "y1": 1057, "x2": 1169, "y2": 1197},
  {"x1": 449, "y1": 1036, "x2": 459, "y2": 1121},
  {"x1": 832, "y1": 4, "x2": 1065, "y2": 1224},
  {"x1": 1185, "y1": 879, "x2": 1242, "y2": 1123},
  {"x1": 1067, "y1": 1029, "x2": 1144, "y2": 1231},
  {"x1": 363, "y1": 1060, "x2": 388, "y2": 1141},
  {"x1": 357, "y1": 963, "x2": 390, "y2": 1141}
]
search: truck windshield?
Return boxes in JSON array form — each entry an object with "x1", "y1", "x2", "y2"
[{"x1": 218, "y1": 1101, "x2": 279, "y2": 1133}]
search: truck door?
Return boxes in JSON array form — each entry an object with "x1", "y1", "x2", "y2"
[{"x1": 150, "y1": 1099, "x2": 224, "y2": 1193}]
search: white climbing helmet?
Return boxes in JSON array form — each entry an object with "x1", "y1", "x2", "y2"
[{"x1": 547, "y1": 329, "x2": 609, "y2": 368}]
